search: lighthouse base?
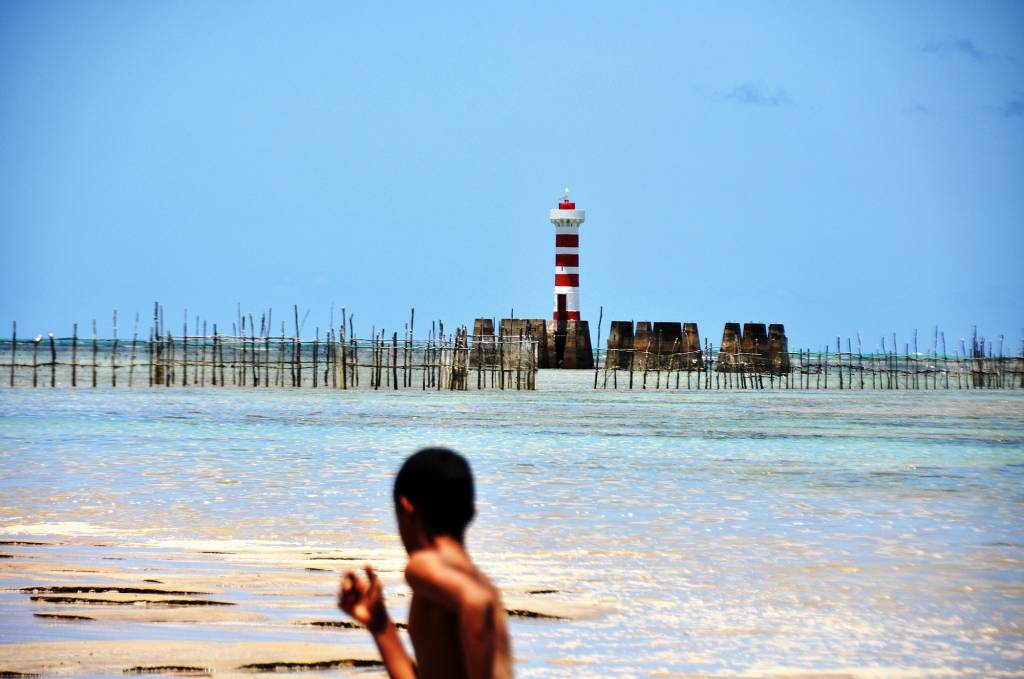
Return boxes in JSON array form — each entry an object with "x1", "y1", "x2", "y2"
[{"x1": 546, "y1": 319, "x2": 594, "y2": 369}]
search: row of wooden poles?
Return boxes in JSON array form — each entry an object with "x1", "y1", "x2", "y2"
[
  {"x1": 591, "y1": 334, "x2": 1024, "y2": 390},
  {"x1": 3, "y1": 306, "x2": 538, "y2": 391},
  {"x1": 6, "y1": 305, "x2": 1019, "y2": 392}
]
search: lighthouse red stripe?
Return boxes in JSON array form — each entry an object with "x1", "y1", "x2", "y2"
[
  {"x1": 555, "y1": 234, "x2": 579, "y2": 247},
  {"x1": 554, "y1": 274, "x2": 579, "y2": 287},
  {"x1": 552, "y1": 311, "x2": 581, "y2": 321},
  {"x1": 555, "y1": 253, "x2": 579, "y2": 267}
]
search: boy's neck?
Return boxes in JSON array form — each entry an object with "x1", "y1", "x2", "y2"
[{"x1": 412, "y1": 533, "x2": 468, "y2": 558}]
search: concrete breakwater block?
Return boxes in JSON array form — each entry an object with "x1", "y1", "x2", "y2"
[
  {"x1": 632, "y1": 322, "x2": 653, "y2": 371},
  {"x1": 470, "y1": 319, "x2": 496, "y2": 368},
  {"x1": 718, "y1": 322, "x2": 789, "y2": 373},
  {"x1": 545, "y1": 320, "x2": 594, "y2": 369},
  {"x1": 605, "y1": 321, "x2": 634, "y2": 370},
  {"x1": 498, "y1": 319, "x2": 548, "y2": 368},
  {"x1": 682, "y1": 322, "x2": 703, "y2": 369},
  {"x1": 741, "y1": 323, "x2": 769, "y2": 371},
  {"x1": 717, "y1": 322, "x2": 742, "y2": 372},
  {"x1": 768, "y1": 323, "x2": 790, "y2": 375},
  {"x1": 652, "y1": 322, "x2": 683, "y2": 370},
  {"x1": 604, "y1": 321, "x2": 703, "y2": 371}
]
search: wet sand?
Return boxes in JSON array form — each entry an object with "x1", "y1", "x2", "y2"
[{"x1": 0, "y1": 528, "x2": 608, "y2": 677}]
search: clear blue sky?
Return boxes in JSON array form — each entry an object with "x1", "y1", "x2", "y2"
[{"x1": 2, "y1": 2, "x2": 1021, "y2": 351}]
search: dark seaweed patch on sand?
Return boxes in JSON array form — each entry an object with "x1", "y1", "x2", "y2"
[
  {"x1": 22, "y1": 586, "x2": 209, "y2": 596},
  {"x1": 34, "y1": 613, "x2": 95, "y2": 621},
  {"x1": 124, "y1": 666, "x2": 210, "y2": 675},
  {"x1": 304, "y1": 620, "x2": 362, "y2": 629},
  {"x1": 30, "y1": 595, "x2": 234, "y2": 607},
  {"x1": 505, "y1": 608, "x2": 568, "y2": 620},
  {"x1": 303, "y1": 619, "x2": 407, "y2": 630},
  {"x1": 0, "y1": 540, "x2": 52, "y2": 546},
  {"x1": 237, "y1": 659, "x2": 383, "y2": 672}
]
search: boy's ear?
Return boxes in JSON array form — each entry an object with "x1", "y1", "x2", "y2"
[{"x1": 398, "y1": 495, "x2": 414, "y2": 513}]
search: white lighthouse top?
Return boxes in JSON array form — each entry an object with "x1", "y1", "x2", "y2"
[{"x1": 550, "y1": 188, "x2": 585, "y2": 224}]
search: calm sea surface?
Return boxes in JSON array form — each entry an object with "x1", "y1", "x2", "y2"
[{"x1": 1, "y1": 373, "x2": 1023, "y2": 676}]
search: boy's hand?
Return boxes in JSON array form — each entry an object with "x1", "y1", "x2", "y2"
[{"x1": 338, "y1": 565, "x2": 388, "y2": 633}]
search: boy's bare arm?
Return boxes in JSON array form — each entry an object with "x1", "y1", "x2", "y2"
[
  {"x1": 339, "y1": 565, "x2": 417, "y2": 679},
  {"x1": 405, "y1": 553, "x2": 498, "y2": 679}
]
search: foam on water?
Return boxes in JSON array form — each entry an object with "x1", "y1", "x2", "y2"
[{"x1": 1, "y1": 372, "x2": 1023, "y2": 676}]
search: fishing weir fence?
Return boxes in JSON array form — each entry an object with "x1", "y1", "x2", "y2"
[
  {"x1": 590, "y1": 317, "x2": 1022, "y2": 390},
  {"x1": 592, "y1": 344, "x2": 1023, "y2": 390},
  {"x1": 3, "y1": 316, "x2": 1020, "y2": 392},
  {"x1": 2, "y1": 323, "x2": 539, "y2": 392},
  {"x1": 5, "y1": 334, "x2": 1020, "y2": 392}
]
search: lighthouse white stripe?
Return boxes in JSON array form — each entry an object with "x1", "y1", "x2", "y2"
[{"x1": 553, "y1": 290, "x2": 580, "y2": 310}]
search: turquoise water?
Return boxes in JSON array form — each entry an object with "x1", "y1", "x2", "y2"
[{"x1": 1, "y1": 373, "x2": 1023, "y2": 676}]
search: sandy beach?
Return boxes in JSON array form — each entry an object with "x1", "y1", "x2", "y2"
[{"x1": 0, "y1": 527, "x2": 609, "y2": 677}]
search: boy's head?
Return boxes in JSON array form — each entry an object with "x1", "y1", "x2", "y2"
[{"x1": 393, "y1": 448, "x2": 476, "y2": 544}]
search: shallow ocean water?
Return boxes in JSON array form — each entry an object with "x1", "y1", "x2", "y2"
[{"x1": 1, "y1": 372, "x2": 1023, "y2": 676}]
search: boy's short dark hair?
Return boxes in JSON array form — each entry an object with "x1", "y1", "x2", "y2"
[{"x1": 394, "y1": 448, "x2": 476, "y2": 539}]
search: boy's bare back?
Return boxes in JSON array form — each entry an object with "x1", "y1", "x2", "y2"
[{"x1": 405, "y1": 545, "x2": 512, "y2": 679}]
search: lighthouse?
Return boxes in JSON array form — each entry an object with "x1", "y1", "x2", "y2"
[
  {"x1": 551, "y1": 188, "x2": 585, "y2": 322},
  {"x1": 545, "y1": 189, "x2": 593, "y2": 369}
]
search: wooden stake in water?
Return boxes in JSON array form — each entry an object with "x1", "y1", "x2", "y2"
[
  {"x1": 71, "y1": 322, "x2": 78, "y2": 387},
  {"x1": 167, "y1": 331, "x2": 174, "y2": 387},
  {"x1": 856, "y1": 334, "x2": 864, "y2": 390},
  {"x1": 904, "y1": 343, "x2": 911, "y2": 390},
  {"x1": 340, "y1": 308, "x2": 348, "y2": 390},
  {"x1": 49, "y1": 333, "x2": 56, "y2": 388},
  {"x1": 199, "y1": 320, "x2": 206, "y2": 387},
  {"x1": 111, "y1": 310, "x2": 119, "y2": 387},
  {"x1": 941, "y1": 332, "x2": 949, "y2": 390},
  {"x1": 847, "y1": 337, "x2": 854, "y2": 389},
  {"x1": 8, "y1": 321, "x2": 14, "y2": 388},
  {"x1": 212, "y1": 325, "x2": 219, "y2": 387},
  {"x1": 219, "y1": 327, "x2": 227, "y2": 387},
  {"x1": 92, "y1": 319, "x2": 98, "y2": 388},
  {"x1": 837, "y1": 337, "x2": 843, "y2": 390},
  {"x1": 130, "y1": 313, "x2": 139, "y2": 388},
  {"x1": 312, "y1": 329, "x2": 319, "y2": 388},
  {"x1": 152, "y1": 303, "x2": 162, "y2": 386},
  {"x1": 392, "y1": 332, "x2": 399, "y2": 390},
  {"x1": 181, "y1": 312, "x2": 187, "y2": 387},
  {"x1": 32, "y1": 335, "x2": 40, "y2": 387}
]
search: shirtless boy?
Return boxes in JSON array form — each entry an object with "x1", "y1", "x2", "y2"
[{"x1": 338, "y1": 447, "x2": 513, "y2": 679}]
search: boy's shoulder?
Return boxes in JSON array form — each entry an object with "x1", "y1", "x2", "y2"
[
  {"x1": 405, "y1": 548, "x2": 448, "y2": 580},
  {"x1": 404, "y1": 549, "x2": 498, "y2": 608},
  {"x1": 405, "y1": 549, "x2": 471, "y2": 586},
  {"x1": 406, "y1": 548, "x2": 445, "y2": 571}
]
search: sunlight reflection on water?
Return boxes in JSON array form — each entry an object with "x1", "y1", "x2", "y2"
[{"x1": 1, "y1": 373, "x2": 1023, "y2": 676}]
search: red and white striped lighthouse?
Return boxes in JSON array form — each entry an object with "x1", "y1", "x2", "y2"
[{"x1": 551, "y1": 188, "x2": 585, "y2": 323}]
